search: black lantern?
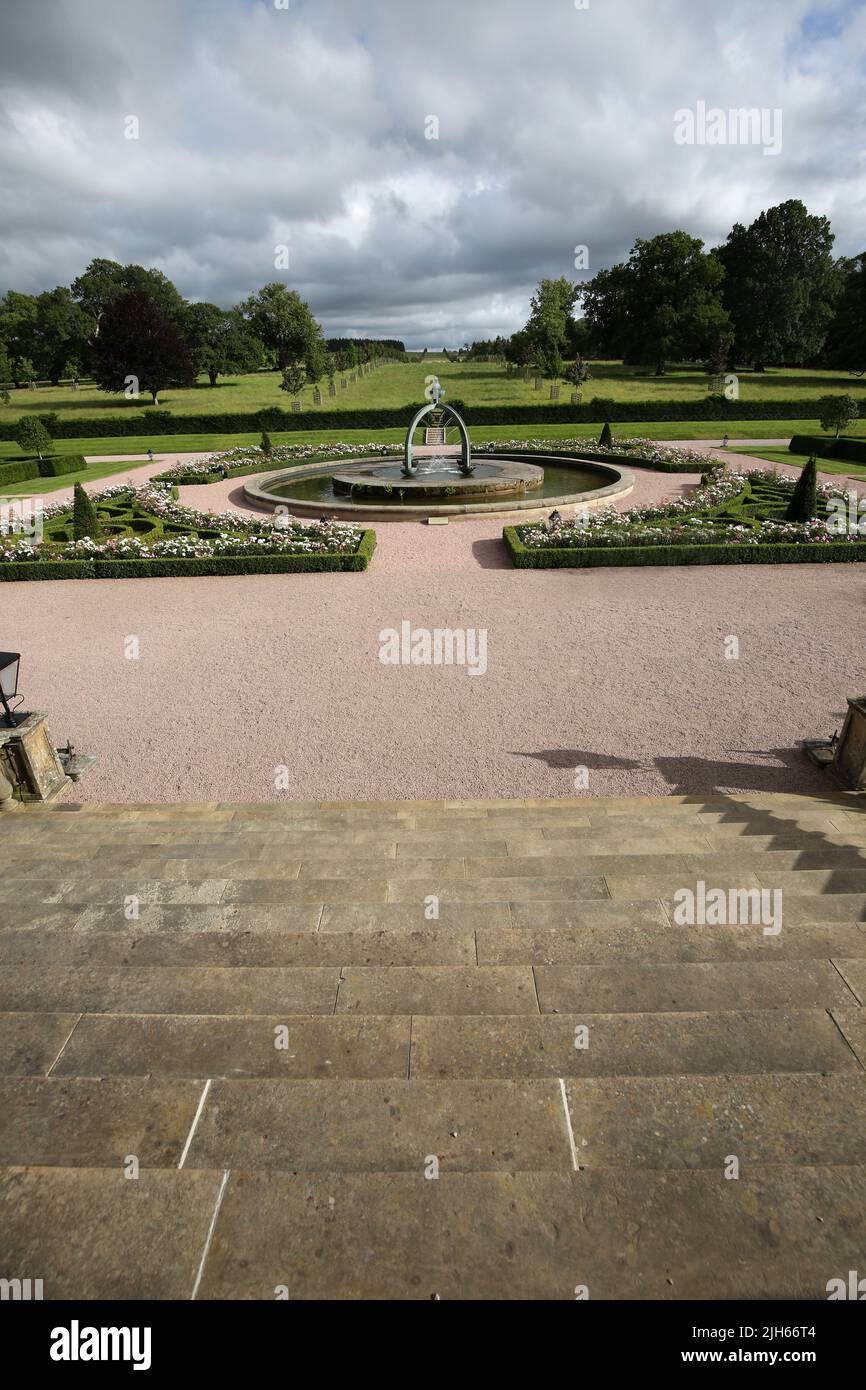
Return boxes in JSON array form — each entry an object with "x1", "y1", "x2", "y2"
[{"x1": 0, "y1": 652, "x2": 21, "y2": 727}]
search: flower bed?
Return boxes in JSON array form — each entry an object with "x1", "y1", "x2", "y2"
[
  {"x1": 503, "y1": 470, "x2": 866, "y2": 568},
  {"x1": 153, "y1": 437, "x2": 716, "y2": 487},
  {"x1": 153, "y1": 442, "x2": 397, "y2": 485},
  {"x1": 475, "y1": 436, "x2": 717, "y2": 472},
  {"x1": 0, "y1": 484, "x2": 375, "y2": 579}
]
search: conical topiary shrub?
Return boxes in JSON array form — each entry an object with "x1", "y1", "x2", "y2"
[
  {"x1": 785, "y1": 454, "x2": 818, "y2": 522},
  {"x1": 260, "y1": 430, "x2": 272, "y2": 456},
  {"x1": 72, "y1": 482, "x2": 101, "y2": 541},
  {"x1": 599, "y1": 422, "x2": 613, "y2": 447}
]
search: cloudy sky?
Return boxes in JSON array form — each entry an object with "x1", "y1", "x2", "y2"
[{"x1": 1, "y1": 0, "x2": 865, "y2": 347}]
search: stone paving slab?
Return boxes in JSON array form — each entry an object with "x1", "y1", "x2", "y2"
[
  {"x1": 53, "y1": 1014, "x2": 412, "y2": 1080},
  {"x1": 221, "y1": 877, "x2": 390, "y2": 904},
  {"x1": 300, "y1": 856, "x2": 466, "y2": 879},
  {"x1": 477, "y1": 922, "x2": 866, "y2": 964},
  {"x1": 465, "y1": 853, "x2": 691, "y2": 878},
  {"x1": 686, "y1": 849, "x2": 866, "y2": 873},
  {"x1": 0, "y1": 905, "x2": 84, "y2": 931},
  {"x1": 194, "y1": 1166, "x2": 866, "y2": 1300},
  {"x1": 320, "y1": 902, "x2": 509, "y2": 931},
  {"x1": 604, "y1": 871, "x2": 763, "y2": 900},
  {"x1": 534, "y1": 960, "x2": 859, "y2": 1014},
  {"x1": 386, "y1": 875, "x2": 610, "y2": 903},
  {"x1": 71, "y1": 903, "x2": 324, "y2": 933},
  {"x1": 509, "y1": 899, "x2": 668, "y2": 930},
  {"x1": 662, "y1": 892, "x2": 866, "y2": 924},
  {"x1": 831, "y1": 1009, "x2": 866, "y2": 1067},
  {"x1": 408, "y1": 1010, "x2": 861, "y2": 1079},
  {"x1": 0, "y1": 966, "x2": 343, "y2": 1016},
  {"x1": 0, "y1": 929, "x2": 476, "y2": 969},
  {"x1": 756, "y1": 868, "x2": 866, "y2": 894},
  {"x1": 0, "y1": 1167, "x2": 224, "y2": 1299},
  {"x1": 336, "y1": 966, "x2": 537, "y2": 1015},
  {"x1": 187, "y1": 1078, "x2": 571, "y2": 1172},
  {"x1": 0, "y1": 1012, "x2": 79, "y2": 1076},
  {"x1": 564, "y1": 1074, "x2": 866, "y2": 1169},
  {"x1": 0, "y1": 1077, "x2": 203, "y2": 1166},
  {"x1": 832, "y1": 959, "x2": 866, "y2": 1003}
]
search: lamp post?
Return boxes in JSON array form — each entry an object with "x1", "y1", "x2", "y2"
[{"x1": 0, "y1": 652, "x2": 21, "y2": 727}]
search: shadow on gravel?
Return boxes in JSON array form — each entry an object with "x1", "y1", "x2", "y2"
[
  {"x1": 513, "y1": 749, "x2": 643, "y2": 772},
  {"x1": 470, "y1": 537, "x2": 513, "y2": 569}
]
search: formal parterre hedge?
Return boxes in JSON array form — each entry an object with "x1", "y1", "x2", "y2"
[
  {"x1": 504, "y1": 470, "x2": 866, "y2": 568},
  {"x1": 481, "y1": 437, "x2": 717, "y2": 473},
  {"x1": 153, "y1": 441, "x2": 398, "y2": 485},
  {"x1": 0, "y1": 484, "x2": 375, "y2": 579},
  {"x1": 0, "y1": 454, "x2": 84, "y2": 486},
  {"x1": 0, "y1": 395, "x2": 852, "y2": 441},
  {"x1": 789, "y1": 435, "x2": 866, "y2": 465}
]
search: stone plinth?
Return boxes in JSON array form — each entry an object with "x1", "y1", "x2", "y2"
[
  {"x1": 0, "y1": 711, "x2": 72, "y2": 804},
  {"x1": 833, "y1": 697, "x2": 866, "y2": 792}
]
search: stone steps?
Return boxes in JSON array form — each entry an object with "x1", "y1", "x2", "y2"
[{"x1": 2, "y1": 792, "x2": 865, "y2": 1299}]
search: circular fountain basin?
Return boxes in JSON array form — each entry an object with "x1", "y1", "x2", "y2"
[
  {"x1": 332, "y1": 458, "x2": 544, "y2": 501},
  {"x1": 243, "y1": 452, "x2": 634, "y2": 522}
]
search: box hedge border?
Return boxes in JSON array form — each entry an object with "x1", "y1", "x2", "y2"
[
  {"x1": 1, "y1": 396, "x2": 857, "y2": 441},
  {"x1": 502, "y1": 526, "x2": 866, "y2": 569},
  {"x1": 0, "y1": 530, "x2": 376, "y2": 581},
  {"x1": 789, "y1": 435, "x2": 866, "y2": 465},
  {"x1": 0, "y1": 454, "x2": 83, "y2": 486}
]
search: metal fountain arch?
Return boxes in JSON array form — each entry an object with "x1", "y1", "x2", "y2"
[{"x1": 402, "y1": 401, "x2": 473, "y2": 478}]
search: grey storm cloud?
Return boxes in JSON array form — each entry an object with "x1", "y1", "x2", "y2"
[{"x1": 1, "y1": 0, "x2": 864, "y2": 346}]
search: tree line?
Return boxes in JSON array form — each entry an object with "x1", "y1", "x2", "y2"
[
  {"x1": 466, "y1": 200, "x2": 866, "y2": 382},
  {"x1": 0, "y1": 260, "x2": 405, "y2": 405}
]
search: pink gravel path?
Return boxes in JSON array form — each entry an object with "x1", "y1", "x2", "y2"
[{"x1": 4, "y1": 440, "x2": 862, "y2": 804}]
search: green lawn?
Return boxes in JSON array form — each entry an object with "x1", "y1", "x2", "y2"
[
  {"x1": 734, "y1": 446, "x2": 866, "y2": 481},
  {"x1": 4, "y1": 359, "x2": 866, "y2": 427}
]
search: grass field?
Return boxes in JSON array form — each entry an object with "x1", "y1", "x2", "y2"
[
  {"x1": 3, "y1": 359, "x2": 866, "y2": 426},
  {"x1": 735, "y1": 445, "x2": 866, "y2": 481}
]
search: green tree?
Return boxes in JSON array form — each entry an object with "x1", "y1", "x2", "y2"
[
  {"x1": 817, "y1": 393, "x2": 859, "y2": 438},
  {"x1": 241, "y1": 284, "x2": 323, "y2": 371},
  {"x1": 525, "y1": 278, "x2": 579, "y2": 369},
  {"x1": 260, "y1": 429, "x2": 272, "y2": 455},
  {"x1": 0, "y1": 291, "x2": 39, "y2": 383},
  {"x1": 577, "y1": 263, "x2": 633, "y2": 358},
  {"x1": 0, "y1": 343, "x2": 12, "y2": 403},
  {"x1": 92, "y1": 291, "x2": 196, "y2": 405},
  {"x1": 15, "y1": 414, "x2": 52, "y2": 460},
  {"x1": 716, "y1": 201, "x2": 838, "y2": 369},
  {"x1": 30, "y1": 287, "x2": 91, "y2": 383},
  {"x1": 823, "y1": 252, "x2": 866, "y2": 375},
  {"x1": 579, "y1": 234, "x2": 729, "y2": 372},
  {"x1": 565, "y1": 354, "x2": 590, "y2": 389},
  {"x1": 183, "y1": 302, "x2": 265, "y2": 385},
  {"x1": 599, "y1": 422, "x2": 613, "y2": 447},
  {"x1": 279, "y1": 362, "x2": 307, "y2": 400},
  {"x1": 73, "y1": 482, "x2": 101, "y2": 540},
  {"x1": 785, "y1": 455, "x2": 818, "y2": 521}
]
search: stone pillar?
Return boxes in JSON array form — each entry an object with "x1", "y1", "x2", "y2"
[
  {"x1": 0, "y1": 711, "x2": 72, "y2": 803},
  {"x1": 833, "y1": 697, "x2": 866, "y2": 791}
]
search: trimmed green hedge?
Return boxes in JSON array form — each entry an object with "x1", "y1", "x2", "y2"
[
  {"x1": 0, "y1": 531, "x2": 376, "y2": 582},
  {"x1": 0, "y1": 460, "x2": 39, "y2": 485},
  {"x1": 0, "y1": 454, "x2": 86, "y2": 486},
  {"x1": 37, "y1": 454, "x2": 85, "y2": 476},
  {"x1": 503, "y1": 526, "x2": 865, "y2": 569},
  {"x1": 511, "y1": 446, "x2": 716, "y2": 474},
  {"x1": 789, "y1": 435, "x2": 866, "y2": 464},
  {"x1": 0, "y1": 559, "x2": 95, "y2": 581},
  {"x1": 0, "y1": 396, "x2": 856, "y2": 442}
]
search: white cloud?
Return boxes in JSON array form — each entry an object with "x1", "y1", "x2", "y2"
[{"x1": 0, "y1": 0, "x2": 864, "y2": 346}]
